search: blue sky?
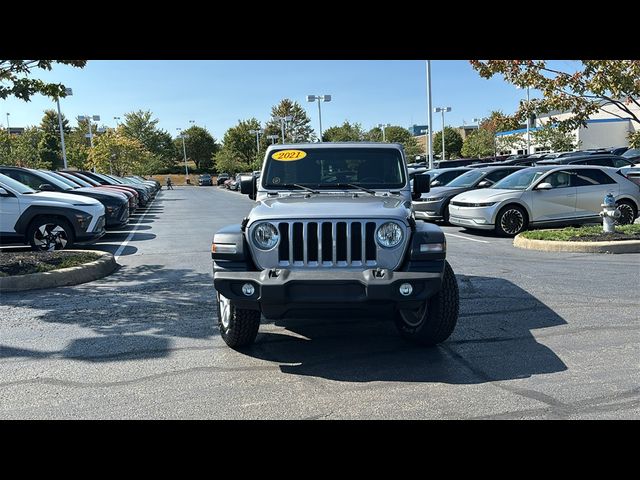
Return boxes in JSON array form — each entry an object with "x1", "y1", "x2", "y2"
[{"x1": 0, "y1": 60, "x2": 574, "y2": 140}]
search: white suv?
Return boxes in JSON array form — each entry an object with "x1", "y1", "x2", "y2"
[{"x1": 0, "y1": 173, "x2": 106, "y2": 251}]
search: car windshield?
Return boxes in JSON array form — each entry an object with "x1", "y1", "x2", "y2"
[
  {"x1": 491, "y1": 168, "x2": 548, "y2": 190},
  {"x1": 40, "y1": 170, "x2": 79, "y2": 189},
  {"x1": 444, "y1": 169, "x2": 485, "y2": 188},
  {"x1": 623, "y1": 148, "x2": 640, "y2": 158},
  {"x1": 29, "y1": 169, "x2": 74, "y2": 191},
  {"x1": 0, "y1": 173, "x2": 37, "y2": 194},
  {"x1": 262, "y1": 147, "x2": 406, "y2": 190}
]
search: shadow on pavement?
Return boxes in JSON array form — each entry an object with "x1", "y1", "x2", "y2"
[{"x1": 242, "y1": 275, "x2": 568, "y2": 384}]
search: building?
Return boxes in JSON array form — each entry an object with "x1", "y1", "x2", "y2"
[
  {"x1": 495, "y1": 100, "x2": 640, "y2": 155},
  {"x1": 408, "y1": 124, "x2": 428, "y2": 136},
  {"x1": 5, "y1": 127, "x2": 24, "y2": 135}
]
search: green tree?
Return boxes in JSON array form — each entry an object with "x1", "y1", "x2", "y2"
[
  {"x1": 480, "y1": 110, "x2": 521, "y2": 134},
  {"x1": 365, "y1": 125, "x2": 422, "y2": 157},
  {"x1": 323, "y1": 121, "x2": 366, "y2": 142},
  {"x1": 38, "y1": 132, "x2": 60, "y2": 169},
  {"x1": 65, "y1": 135, "x2": 90, "y2": 170},
  {"x1": 532, "y1": 124, "x2": 579, "y2": 152},
  {"x1": 432, "y1": 127, "x2": 463, "y2": 159},
  {"x1": 461, "y1": 129, "x2": 496, "y2": 158},
  {"x1": 12, "y1": 127, "x2": 43, "y2": 167},
  {"x1": 628, "y1": 131, "x2": 640, "y2": 149},
  {"x1": 264, "y1": 98, "x2": 315, "y2": 143},
  {"x1": 213, "y1": 148, "x2": 245, "y2": 176},
  {"x1": 40, "y1": 109, "x2": 70, "y2": 136},
  {"x1": 173, "y1": 125, "x2": 219, "y2": 171},
  {"x1": 38, "y1": 109, "x2": 71, "y2": 169},
  {"x1": 121, "y1": 110, "x2": 176, "y2": 167},
  {"x1": 0, "y1": 60, "x2": 86, "y2": 101},
  {"x1": 88, "y1": 130, "x2": 150, "y2": 176},
  {"x1": 470, "y1": 60, "x2": 640, "y2": 133},
  {"x1": 0, "y1": 129, "x2": 17, "y2": 165},
  {"x1": 220, "y1": 118, "x2": 263, "y2": 168}
]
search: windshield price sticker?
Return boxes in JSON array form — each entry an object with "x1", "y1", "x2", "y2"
[{"x1": 272, "y1": 150, "x2": 307, "y2": 161}]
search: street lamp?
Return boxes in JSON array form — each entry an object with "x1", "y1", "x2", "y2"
[
  {"x1": 425, "y1": 60, "x2": 435, "y2": 169},
  {"x1": 434, "y1": 107, "x2": 451, "y2": 161},
  {"x1": 5, "y1": 112, "x2": 9, "y2": 135},
  {"x1": 78, "y1": 114, "x2": 100, "y2": 172},
  {"x1": 177, "y1": 128, "x2": 190, "y2": 180},
  {"x1": 377, "y1": 123, "x2": 390, "y2": 142},
  {"x1": 113, "y1": 116, "x2": 121, "y2": 127},
  {"x1": 306, "y1": 94, "x2": 331, "y2": 142},
  {"x1": 275, "y1": 115, "x2": 293, "y2": 144},
  {"x1": 249, "y1": 129, "x2": 264, "y2": 159},
  {"x1": 267, "y1": 134, "x2": 279, "y2": 145},
  {"x1": 517, "y1": 85, "x2": 532, "y2": 155}
]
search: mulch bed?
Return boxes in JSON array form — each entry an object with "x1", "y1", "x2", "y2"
[{"x1": 0, "y1": 251, "x2": 100, "y2": 277}]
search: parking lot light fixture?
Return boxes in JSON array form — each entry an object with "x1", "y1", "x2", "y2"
[
  {"x1": 267, "y1": 134, "x2": 279, "y2": 145},
  {"x1": 249, "y1": 129, "x2": 264, "y2": 160},
  {"x1": 434, "y1": 107, "x2": 451, "y2": 161},
  {"x1": 377, "y1": 123, "x2": 391, "y2": 142},
  {"x1": 306, "y1": 95, "x2": 331, "y2": 142},
  {"x1": 177, "y1": 128, "x2": 190, "y2": 178},
  {"x1": 56, "y1": 88, "x2": 72, "y2": 169},
  {"x1": 275, "y1": 115, "x2": 293, "y2": 144},
  {"x1": 78, "y1": 114, "x2": 100, "y2": 171}
]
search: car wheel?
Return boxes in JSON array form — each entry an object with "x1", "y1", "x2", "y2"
[
  {"x1": 495, "y1": 205, "x2": 527, "y2": 237},
  {"x1": 217, "y1": 293, "x2": 261, "y2": 348},
  {"x1": 27, "y1": 216, "x2": 74, "y2": 251},
  {"x1": 615, "y1": 200, "x2": 637, "y2": 225},
  {"x1": 394, "y1": 261, "x2": 459, "y2": 346}
]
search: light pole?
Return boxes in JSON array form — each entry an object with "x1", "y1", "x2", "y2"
[
  {"x1": 517, "y1": 85, "x2": 531, "y2": 154},
  {"x1": 113, "y1": 116, "x2": 121, "y2": 127},
  {"x1": 275, "y1": 115, "x2": 293, "y2": 143},
  {"x1": 249, "y1": 129, "x2": 264, "y2": 160},
  {"x1": 434, "y1": 107, "x2": 451, "y2": 161},
  {"x1": 78, "y1": 115, "x2": 100, "y2": 171},
  {"x1": 267, "y1": 134, "x2": 279, "y2": 145},
  {"x1": 306, "y1": 94, "x2": 331, "y2": 142},
  {"x1": 56, "y1": 88, "x2": 72, "y2": 169},
  {"x1": 425, "y1": 61, "x2": 434, "y2": 169},
  {"x1": 5, "y1": 112, "x2": 9, "y2": 135},
  {"x1": 177, "y1": 128, "x2": 189, "y2": 180},
  {"x1": 377, "y1": 123, "x2": 390, "y2": 142}
]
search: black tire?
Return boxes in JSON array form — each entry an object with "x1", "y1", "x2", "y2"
[
  {"x1": 217, "y1": 293, "x2": 261, "y2": 348},
  {"x1": 26, "y1": 216, "x2": 74, "y2": 251},
  {"x1": 615, "y1": 200, "x2": 637, "y2": 226},
  {"x1": 495, "y1": 204, "x2": 527, "y2": 237},
  {"x1": 442, "y1": 200, "x2": 451, "y2": 224},
  {"x1": 394, "y1": 261, "x2": 459, "y2": 346}
]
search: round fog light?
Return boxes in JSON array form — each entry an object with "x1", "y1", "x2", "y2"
[
  {"x1": 242, "y1": 283, "x2": 255, "y2": 296},
  {"x1": 399, "y1": 283, "x2": 413, "y2": 296}
]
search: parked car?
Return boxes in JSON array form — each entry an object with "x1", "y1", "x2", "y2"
[
  {"x1": 124, "y1": 175, "x2": 160, "y2": 193},
  {"x1": 420, "y1": 167, "x2": 472, "y2": 187},
  {"x1": 537, "y1": 154, "x2": 635, "y2": 168},
  {"x1": 0, "y1": 173, "x2": 106, "y2": 251},
  {"x1": 448, "y1": 165, "x2": 640, "y2": 236},
  {"x1": 621, "y1": 148, "x2": 640, "y2": 165},
  {"x1": 60, "y1": 170, "x2": 139, "y2": 211},
  {"x1": 105, "y1": 174, "x2": 156, "y2": 199},
  {"x1": 198, "y1": 174, "x2": 213, "y2": 186},
  {"x1": 619, "y1": 167, "x2": 640, "y2": 187},
  {"x1": 434, "y1": 158, "x2": 483, "y2": 168},
  {"x1": 128, "y1": 175, "x2": 160, "y2": 192},
  {"x1": 414, "y1": 166, "x2": 525, "y2": 223},
  {"x1": 0, "y1": 166, "x2": 129, "y2": 228},
  {"x1": 223, "y1": 178, "x2": 236, "y2": 190},
  {"x1": 71, "y1": 171, "x2": 150, "y2": 207},
  {"x1": 217, "y1": 173, "x2": 230, "y2": 186}
]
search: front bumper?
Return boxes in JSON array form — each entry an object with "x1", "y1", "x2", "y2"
[
  {"x1": 76, "y1": 215, "x2": 106, "y2": 244},
  {"x1": 448, "y1": 204, "x2": 496, "y2": 230},
  {"x1": 413, "y1": 199, "x2": 445, "y2": 220},
  {"x1": 214, "y1": 268, "x2": 444, "y2": 320},
  {"x1": 106, "y1": 203, "x2": 130, "y2": 228}
]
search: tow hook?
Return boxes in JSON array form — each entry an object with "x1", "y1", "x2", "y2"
[{"x1": 373, "y1": 268, "x2": 385, "y2": 278}]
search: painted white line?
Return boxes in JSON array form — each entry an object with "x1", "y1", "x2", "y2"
[
  {"x1": 114, "y1": 194, "x2": 157, "y2": 260},
  {"x1": 445, "y1": 232, "x2": 490, "y2": 244}
]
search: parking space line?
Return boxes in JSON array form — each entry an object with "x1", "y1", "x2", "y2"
[
  {"x1": 114, "y1": 195, "x2": 157, "y2": 260},
  {"x1": 445, "y1": 233, "x2": 490, "y2": 244}
]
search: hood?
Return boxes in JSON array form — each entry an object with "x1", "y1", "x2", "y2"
[
  {"x1": 420, "y1": 185, "x2": 473, "y2": 199},
  {"x1": 451, "y1": 188, "x2": 522, "y2": 203},
  {"x1": 249, "y1": 194, "x2": 411, "y2": 223},
  {"x1": 32, "y1": 191, "x2": 103, "y2": 206},
  {"x1": 74, "y1": 187, "x2": 129, "y2": 203}
]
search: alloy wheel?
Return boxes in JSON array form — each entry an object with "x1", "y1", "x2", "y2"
[
  {"x1": 616, "y1": 203, "x2": 636, "y2": 225},
  {"x1": 33, "y1": 223, "x2": 69, "y2": 251},
  {"x1": 500, "y1": 209, "x2": 524, "y2": 235}
]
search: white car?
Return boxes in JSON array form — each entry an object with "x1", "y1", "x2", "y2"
[
  {"x1": 0, "y1": 173, "x2": 106, "y2": 251},
  {"x1": 448, "y1": 165, "x2": 640, "y2": 236}
]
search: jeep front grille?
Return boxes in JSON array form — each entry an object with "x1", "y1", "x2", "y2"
[{"x1": 277, "y1": 220, "x2": 378, "y2": 267}]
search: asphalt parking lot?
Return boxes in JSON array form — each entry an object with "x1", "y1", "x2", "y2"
[{"x1": 0, "y1": 186, "x2": 639, "y2": 419}]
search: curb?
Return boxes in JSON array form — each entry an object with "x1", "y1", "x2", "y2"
[
  {"x1": 513, "y1": 234, "x2": 640, "y2": 254},
  {"x1": 0, "y1": 250, "x2": 118, "y2": 293}
]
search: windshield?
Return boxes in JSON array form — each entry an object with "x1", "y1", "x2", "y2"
[
  {"x1": 492, "y1": 168, "x2": 548, "y2": 190},
  {"x1": 262, "y1": 147, "x2": 406, "y2": 190},
  {"x1": 29, "y1": 169, "x2": 74, "y2": 191},
  {"x1": 623, "y1": 148, "x2": 640, "y2": 158},
  {"x1": 0, "y1": 173, "x2": 37, "y2": 194},
  {"x1": 445, "y1": 169, "x2": 485, "y2": 188},
  {"x1": 40, "y1": 170, "x2": 79, "y2": 189}
]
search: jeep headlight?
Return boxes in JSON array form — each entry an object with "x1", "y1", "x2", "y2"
[
  {"x1": 376, "y1": 222, "x2": 403, "y2": 248},
  {"x1": 253, "y1": 222, "x2": 279, "y2": 250}
]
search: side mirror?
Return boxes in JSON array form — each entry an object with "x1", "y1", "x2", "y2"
[
  {"x1": 239, "y1": 174, "x2": 257, "y2": 200},
  {"x1": 0, "y1": 187, "x2": 9, "y2": 196},
  {"x1": 477, "y1": 180, "x2": 491, "y2": 188},
  {"x1": 38, "y1": 183, "x2": 56, "y2": 192},
  {"x1": 536, "y1": 182, "x2": 553, "y2": 190},
  {"x1": 412, "y1": 174, "x2": 430, "y2": 200}
]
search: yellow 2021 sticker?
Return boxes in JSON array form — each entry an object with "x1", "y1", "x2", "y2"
[{"x1": 272, "y1": 150, "x2": 307, "y2": 161}]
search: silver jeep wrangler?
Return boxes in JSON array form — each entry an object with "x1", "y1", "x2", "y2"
[{"x1": 212, "y1": 143, "x2": 459, "y2": 348}]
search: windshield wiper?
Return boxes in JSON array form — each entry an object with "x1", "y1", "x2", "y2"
[
  {"x1": 320, "y1": 183, "x2": 376, "y2": 195},
  {"x1": 274, "y1": 183, "x2": 320, "y2": 194}
]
